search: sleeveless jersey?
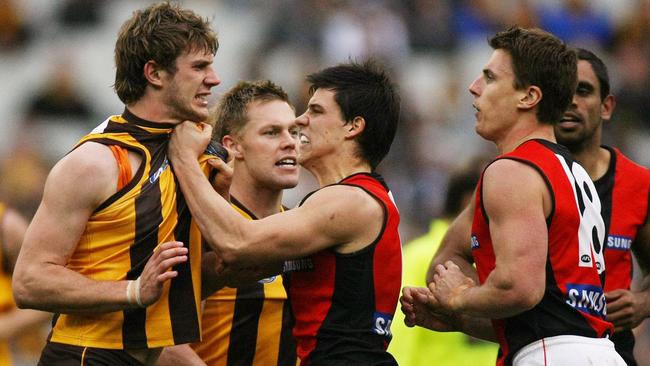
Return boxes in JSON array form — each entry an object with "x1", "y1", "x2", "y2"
[
  {"x1": 596, "y1": 146, "x2": 650, "y2": 366},
  {"x1": 49, "y1": 109, "x2": 216, "y2": 349},
  {"x1": 192, "y1": 197, "x2": 297, "y2": 366},
  {"x1": 0, "y1": 203, "x2": 15, "y2": 365},
  {"x1": 284, "y1": 173, "x2": 402, "y2": 365},
  {"x1": 471, "y1": 139, "x2": 614, "y2": 365}
]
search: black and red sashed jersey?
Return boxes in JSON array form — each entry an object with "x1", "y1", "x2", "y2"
[
  {"x1": 284, "y1": 173, "x2": 402, "y2": 366},
  {"x1": 471, "y1": 139, "x2": 614, "y2": 366}
]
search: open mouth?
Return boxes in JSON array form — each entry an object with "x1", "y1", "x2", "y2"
[
  {"x1": 195, "y1": 94, "x2": 210, "y2": 106},
  {"x1": 276, "y1": 157, "x2": 297, "y2": 167},
  {"x1": 299, "y1": 133, "x2": 310, "y2": 145}
]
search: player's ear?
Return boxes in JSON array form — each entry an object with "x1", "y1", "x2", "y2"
[
  {"x1": 518, "y1": 85, "x2": 542, "y2": 111},
  {"x1": 143, "y1": 60, "x2": 163, "y2": 86},
  {"x1": 601, "y1": 94, "x2": 616, "y2": 122},
  {"x1": 345, "y1": 116, "x2": 365, "y2": 139},
  {"x1": 222, "y1": 135, "x2": 244, "y2": 159}
]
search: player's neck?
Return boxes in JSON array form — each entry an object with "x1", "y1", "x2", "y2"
[
  {"x1": 496, "y1": 120, "x2": 555, "y2": 155},
  {"x1": 305, "y1": 154, "x2": 371, "y2": 187},
  {"x1": 126, "y1": 97, "x2": 179, "y2": 125},
  {"x1": 229, "y1": 177, "x2": 284, "y2": 219},
  {"x1": 571, "y1": 143, "x2": 610, "y2": 181}
]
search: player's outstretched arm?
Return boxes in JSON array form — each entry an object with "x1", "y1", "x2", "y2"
[{"x1": 170, "y1": 122, "x2": 383, "y2": 266}]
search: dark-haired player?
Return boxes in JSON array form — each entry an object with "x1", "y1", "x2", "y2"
[
  {"x1": 169, "y1": 60, "x2": 402, "y2": 365},
  {"x1": 402, "y1": 27, "x2": 625, "y2": 365},
  {"x1": 555, "y1": 48, "x2": 650, "y2": 366}
]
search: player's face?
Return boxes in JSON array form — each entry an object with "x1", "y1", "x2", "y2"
[
  {"x1": 468, "y1": 49, "x2": 524, "y2": 142},
  {"x1": 163, "y1": 49, "x2": 221, "y2": 123},
  {"x1": 295, "y1": 88, "x2": 347, "y2": 168},
  {"x1": 555, "y1": 60, "x2": 613, "y2": 151},
  {"x1": 232, "y1": 100, "x2": 300, "y2": 190}
]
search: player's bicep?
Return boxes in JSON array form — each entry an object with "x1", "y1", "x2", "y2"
[
  {"x1": 253, "y1": 186, "x2": 372, "y2": 259},
  {"x1": 20, "y1": 147, "x2": 117, "y2": 265},
  {"x1": 483, "y1": 161, "x2": 548, "y2": 289}
]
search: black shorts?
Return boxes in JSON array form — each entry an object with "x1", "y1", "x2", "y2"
[{"x1": 38, "y1": 342, "x2": 144, "y2": 366}]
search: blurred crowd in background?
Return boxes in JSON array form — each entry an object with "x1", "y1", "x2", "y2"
[{"x1": 1, "y1": 0, "x2": 650, "y2": 364}]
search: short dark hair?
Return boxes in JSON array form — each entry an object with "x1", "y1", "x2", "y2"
[
  {"x1": 306, "y1": 60, "x2": 400, "y2": 169},
  {"x1": 489, "y1": 26, "x2": 577, "y2": 124},
  {"x1": 113, "y1": 2, "x2": 218, "y2": 104},
  {"x1": 575, "y1": 48, "x2": 610, "y2": 101},
  {"x1": 213, "y1": 80, "x2": 292, "y2": 140}
]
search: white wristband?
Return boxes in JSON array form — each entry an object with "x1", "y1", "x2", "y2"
[
  {"x1": 126, "y1": 280, "x2": 136, "y2": 306},
  {"x1": 126, "y1": 277, "x2": 145, "y2": 308},
  {"x1": 133, "y1": 276, "x2": 144, "y2": 308}
]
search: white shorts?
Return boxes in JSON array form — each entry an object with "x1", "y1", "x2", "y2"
[{"x1": 512, "y1": 335, "x2": 627, "y2": 366}]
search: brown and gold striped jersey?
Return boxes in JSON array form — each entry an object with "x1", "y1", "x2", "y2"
[
  {"x1": 50, "y1": 109, "x2": 215, "y2": 350},
  {"x1": 191, "y1": 197, "x2": 297, "y2": 366}
]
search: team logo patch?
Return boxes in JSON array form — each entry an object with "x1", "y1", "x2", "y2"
[
  {"x1": 470, "y1": 235, "x2": 480, "y2": 250},
  {"x1": 565, "y1": 283, "x2": 607, "y2": 318},
  {"x1": 149, "y1": 158, "x2": 170, "y2": 184},
  {"x1": 606, "y1": 235, "x2": 632, "y2": 251},
  {"x1": 372, "y1": 312, "x2": 393, "y2": 338}
]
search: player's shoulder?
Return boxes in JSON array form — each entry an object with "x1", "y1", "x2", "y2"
[
  {"x1": 303, "y1": 183, "x2": 384, "y2": 219},
  {"x1": 58, "y1": 141, "x2": 116, "y2": 176},
  {"x1": 46, "y1": 141, "x2": 119, "y2": 200},
  {"x1": 308, "y1": 183, "x2": 374, "y2": 205},
  {"x1": 484, "y1": 157, "x2": 541, "y2": 180},
  {"x1": 482, "y1": 158, "x2": 549, "y2": 202}
]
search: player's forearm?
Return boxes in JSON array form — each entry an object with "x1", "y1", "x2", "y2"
[
  {"x1": 635, "y1": 274, "x2": 650, "y2": 319},
  {"x1": 452, "y1": 274, "x2": 541, "y2": 319},
  {"x1": 428, "y1": 207, "x2": 475, "y2": 283},
  {"x1": 456, "y1": 314, "x2": 498, "y2": 342},
  {"x1": 428, "y1": 252, "x2": 475, "y2": 284},
  {"x1": 13, "y1": 262, "x2": 135, "y2": 313},
  {"x1": 172, "y1": 155, "x2": 251, "y2": 264}
]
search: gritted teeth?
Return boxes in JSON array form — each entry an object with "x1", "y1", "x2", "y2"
[
  {"x1": 276, "y1": 158, "x2": 297, "y2": 166},
  {"x1": 299, "y1": 134, "x2": 310, "y2": 144}
]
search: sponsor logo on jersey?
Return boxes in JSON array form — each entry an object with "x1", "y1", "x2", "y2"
[
  {"x1": 606, "y1": 235, "x2": 632, "y2": 251},
  {"x1": 282, "y1": 258, "x2": 314, "y2": 273},
  {"x1": 470, "y1": 235, "x2": 480, "y2": 250},
  {"x1": 372, "y1": 312, "x2": 393, "y2": 339},
  {"x1": 565, "y1": 283, "x2": 607, "y2": 318},
  {"x1": 149, "y1": 158, "x2": 170, "y2": 184}
]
